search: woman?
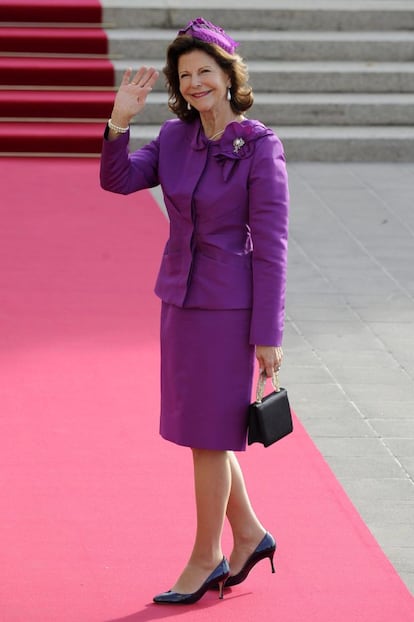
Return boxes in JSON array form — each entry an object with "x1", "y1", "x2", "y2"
[{"x1": 100, "y1": 17, "x2": 289, "y2": 605}]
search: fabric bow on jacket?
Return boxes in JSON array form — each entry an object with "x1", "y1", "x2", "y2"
[
  {"x1": 190, "y1": 120, "x2": 273, "y2": 182},
  {"x1": 213, "y1": 121, "x2": 273, "y2": 181}
]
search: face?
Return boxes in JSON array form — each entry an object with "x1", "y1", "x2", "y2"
[{"x1": 178, "y1": 49, "x2": 230, "y2": 115}]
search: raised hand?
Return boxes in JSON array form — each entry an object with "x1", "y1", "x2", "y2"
[{"x1": 110, "y1": 66, "x2": 160, "y2": 129}]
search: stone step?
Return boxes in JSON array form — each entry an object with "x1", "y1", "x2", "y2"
[
  {"x1": 255, "y1": 93, "x2": 414, "y2": 125},
  {"x1": 278, "y1": 125, "x2": 414, "y2": 161},
  {"x1": 107, "y1": 29, "x2": 414, "y2": 62},
  {"x1": 248, "y1": 61, "x2": 414, "y2": 93},
  {"x1": 128, "y1": 124, "x2": 414, "y2": 161},
  {"x1": 101, "y1": 1, "x2": 414, "y2": 160},
  {"x1": 127, "y1": 92, "x2": 414, "y2": 126},
  {"x1": 102, "y1": 0, "x2": 414, "y2": 31},
  {"x1": 113, "y1": 60, "x2": 414, "y2": 93}
]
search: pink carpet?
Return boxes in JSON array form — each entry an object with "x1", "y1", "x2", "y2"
[{"x1": 0, "y1": 158, "x2": 413, "y2": 622}]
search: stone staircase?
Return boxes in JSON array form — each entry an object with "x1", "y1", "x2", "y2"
[{"x1": 102, "y1": 0, "x2": 414, "y2": 161}]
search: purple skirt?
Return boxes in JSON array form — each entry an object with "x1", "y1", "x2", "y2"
[{"x1": 160, "y1": 303, "x2": 255, "y2": 451}]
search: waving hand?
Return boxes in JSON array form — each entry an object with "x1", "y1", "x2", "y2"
[{"x1": 109, "y1": 66, "x2": 159, "y2": 137}]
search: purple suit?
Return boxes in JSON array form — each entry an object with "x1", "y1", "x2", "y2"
[{"x1": 100, "y1": 117, "x2": 289, "y2": 450}]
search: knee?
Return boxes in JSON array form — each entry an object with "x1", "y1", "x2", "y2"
[{"x1": 192, "y1": 448, "x2": 229, "y2": 462}]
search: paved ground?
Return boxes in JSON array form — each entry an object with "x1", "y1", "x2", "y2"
[
  {"x1": 281, "y1": 161, "x2": 414, "y2": 595},
  {"x1": 152, "y1": 161, "x2": 414, "y2": 595}
]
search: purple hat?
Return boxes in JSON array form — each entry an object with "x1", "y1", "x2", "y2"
[{"x1": 177, "y1": 17, "x2": 239, "y2": 55}]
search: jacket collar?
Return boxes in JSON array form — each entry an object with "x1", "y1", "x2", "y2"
[{"x1": 190, "y1": 117, "x2": 272, "y2": 157}]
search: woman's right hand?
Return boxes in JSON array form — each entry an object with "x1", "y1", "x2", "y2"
[{"x1": 109, "y1": 66, "x2": 160, "y2": 130}]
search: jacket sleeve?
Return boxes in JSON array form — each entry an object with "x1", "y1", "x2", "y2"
[
  {"x1": 100, "y1": 125, "x2": 160, "y2": 194},
  {"x1": 248, "y1": 134, "x2": 289, "y2": 346}
]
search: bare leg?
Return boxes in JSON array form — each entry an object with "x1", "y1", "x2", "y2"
[
  {"x1": 225, "y1": 451, "x2": 267, "y2": 575},
  {"x1": 171, "y1": 448, "x2": 231, "y2": 594}
]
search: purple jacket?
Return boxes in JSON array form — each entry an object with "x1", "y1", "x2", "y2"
[{"x1": 100, "y1": 118, "x2": 289, "y2": 346}]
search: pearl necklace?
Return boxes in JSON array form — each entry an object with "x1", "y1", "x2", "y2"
[
  {"x1": 208, "y1": 116, "x2": 244, "y2": 141},
  {"x1": 208, "y1": 128, "x2": 225, "y2": 141}
]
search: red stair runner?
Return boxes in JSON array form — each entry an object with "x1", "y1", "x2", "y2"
[
  {"x1": 0, "y1": 27, "x2": 108, "y2": 54},
  {"x1": 0, "y1": 122, "x2": 105, "y2": 154},
  {"x1": 0, "y1": 0, "x2": 102, "y2": 23},
  {"x1": 0, "y1": 90, "x2": 114, "y2": 119},
  {"x1": 0, "y1": 1, "x2": 114, "y2": 156},
  {"x1": 1, "y1": 57, "x2": 114, "y2": 87}
]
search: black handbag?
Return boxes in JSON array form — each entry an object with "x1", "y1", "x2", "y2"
[{"x1": 248, "y1": 372, "x2": 293, "y2": 447}]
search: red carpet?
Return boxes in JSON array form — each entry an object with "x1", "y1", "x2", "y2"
[
  {"x1": 0, "y1": 57, "x2": 114, "y2": 88},
  {"x1": 0, "y1": 0, "x2": 102, "y2": 22},
  {"x1": 0, "y1": 157, "x2": 413, "y2": 622},
  {"x1": 0, "y1": 1, "x2": 113, "y2": 155},
  {"x1": 0, "y1": 122, "x2": 108, "y2": 154},
  {"x1": 0, "y1": 27, "x2": 108, "y2": 54},
  {"x1": 0, "y1": 91, "x2": 115, "y2": 119}
]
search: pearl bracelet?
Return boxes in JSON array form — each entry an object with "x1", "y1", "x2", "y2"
[{"x1": 108, "y1": 118, "x2": 129, "y2": 133}]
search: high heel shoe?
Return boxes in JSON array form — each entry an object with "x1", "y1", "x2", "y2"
[
  {"x1": 225, "y1": 532, "x2": 276, "y2": 587},
  {"x1": 153, "y1": 557, "x2": 230, "y2": 604}
]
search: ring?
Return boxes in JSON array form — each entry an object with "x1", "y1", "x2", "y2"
[{"x1": 131, "y1": 81, "x2": 138, "y2": 85}]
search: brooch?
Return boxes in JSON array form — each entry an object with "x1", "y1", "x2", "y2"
[{"x1": 233, "y1": 137, "x2": 245, "y2": 154}]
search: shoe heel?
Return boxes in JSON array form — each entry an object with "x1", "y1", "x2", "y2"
[
  {"x1": 218, "y1": 580, "x2": 225, "y2": 600},
  {"x1": 269, "y1": 552, "x2": 276, "y2": 574}
]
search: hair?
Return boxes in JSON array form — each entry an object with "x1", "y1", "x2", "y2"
[{"x1": 163, "y1": 35, "x2": 254, "y2": 122}]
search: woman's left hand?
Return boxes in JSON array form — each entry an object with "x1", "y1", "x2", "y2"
[{"x1": 256, "y1": 345, "x2": 283, "y2": 378}]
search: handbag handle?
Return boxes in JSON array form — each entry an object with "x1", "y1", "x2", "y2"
[{"x1": 255, "y1": 371, "x2": 281, "y2": 403}]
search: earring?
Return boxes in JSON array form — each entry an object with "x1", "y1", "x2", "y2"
[
  {"x1": 227, "y1": 87, "x2": 231, "y2": 101},
  {"x1": 187, "y1": 101, "x2": 191, "y2": 110}
]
